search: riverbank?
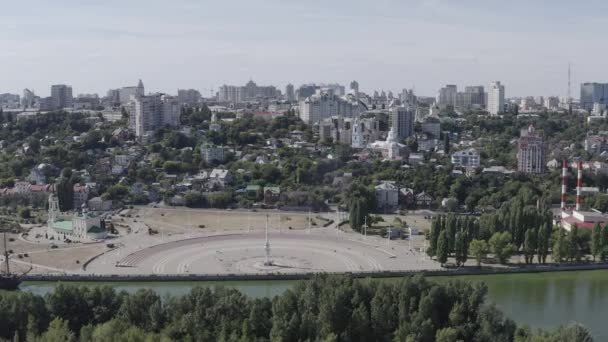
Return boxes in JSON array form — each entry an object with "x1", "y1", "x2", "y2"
[{"x1": 23, "y1": 262, "x2": 608, "y2": 282}]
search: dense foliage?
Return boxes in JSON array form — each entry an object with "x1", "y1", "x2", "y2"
[{"x1": 0, "y1": 276, "x2": 594, "y2": 342}]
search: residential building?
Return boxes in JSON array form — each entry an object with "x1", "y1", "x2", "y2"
[
  {"x1": 455, "y1": 86, "x2": 485, "y2": 111},
  {"x1": 73, "y1": 184, "x2": 90, "y2": 210},
  {"x1": 580, "y1": 82, "x2": 608, "y2": 111},
  {"x1": 0, "y1": 93, "x2": 20, "y2": 109},
  {"x1": 50, "y1": 84, "x2": 73, "y2": 109},
  {"x1": 38, "y1": 97, "x2": 56, "y2": 111},
  {"x1": 517, "y1": 125, "x2": 546, "y2": 174},
  {"x1": 451, "y1": 148, "x2": 481, "y2": 168},
  {"x1": 421, "y1": 116, "x2": 441, "y2": 138},
  {"x1": 390, "y1": 105, "x2": 415, "y2": 140},
  {"x1": 585, "y1": 134, "x2": 608, "y2": 155},
  {"x1": 264, "y1": 186, "x2": 281, "y2": 205},
  {"x1": 177, "y1": 89, "x2": 201, "y2": 106},
  {"x1": 350, "y1": 81, "x2": 359, "y2": 99},
  {"x1": 488, "y1": 81, "x2": 505, "y2": 115},
  {"x1": 119, "y1": 79, "x2": 145, "y2": 104},
  {"x1": 285, "y1": 83, "x2": 295, "y2": 102},
  {"x1": 128, "y1": 93, "x2": 180, "y2": 137},
  {"x1": 375, "y1": 181, "x2": 399, "y2": 210},
  {"x1": 22, "y1": 89, "x2": 36, "y2": 108},
  {"x1": 218, "y1": 80, "x2": 279, "y2": 102},
  {"x1": 299, "y1": 89, "x2": 360, "y2": 124},
  {"x1": 437, "y1": 85, "x2": 457, "y2": 107},
  {"x1": 201, "y1": 145, "x2": 225, "y2": 163}
]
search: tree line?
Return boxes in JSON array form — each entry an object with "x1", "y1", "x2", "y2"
[{"x1": 0, "y1": 276, "x2": 593, "y2": 342}]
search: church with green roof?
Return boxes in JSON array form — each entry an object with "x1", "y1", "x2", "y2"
[{"x1": 47, "y1": 193, "x2": 108, "y2": 241}]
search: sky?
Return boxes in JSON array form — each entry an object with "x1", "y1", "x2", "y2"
[{"x1": 1, "y1": 0, "x2": 607, "y2": 98}]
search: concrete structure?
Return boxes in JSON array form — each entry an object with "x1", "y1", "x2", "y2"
[
  {"x1": 350, "y1": 80, "x2": 359, "y2": 99},
  {"x1": 129, "y1": 93, "x2": 180, "y2": 137},
  {"x1": 119, "y1": 79, "x2": 145, "y2": 104},
  {"x1": 488, "y1": 81, "x2": 505, "y2": 115},
  {"x1": 351, "y1": 116, "x2": 381, "y2": 148},
  {"x1": 0, "y1": 93, "x2": 20, "y2": 109},
  {"x1": 50, "y1": 84, "x2": 73, "y2": 109},
  {"x1": 437, "y1": 85, "x2": 457, "y2": 107},
  {"x1": 375, "y1": 181, "x2": 399, "y2": 210},
  {"x1": 584, "y1": 133, "x2": 608, "y2": 155},
  {"x1": 580, "y1": 82, "x2": 608, "y2": 111},
  {"x1": 177, "y1": 89, "x2": 201, "y2": 106},
  {"x1": 451, "y1": 148, "x2": 480, "y2": 168},
  {"x1": 455, "y1": 86, "x2": 485, "y2": 111},
  {"x1": 421, "y1": 117, "x2": 441, "y2": 138},
  {"x1": 201, "y1": 145, "x2": 225, "y2": 163},
  {"x1": 517, "y1": 125, "x2": 546, "y2": 174},
  {"x1": 218, "y1": 80, "x2": 279, "y2": 102},
  {"x1": 22, "y1": 89, "x2": 36, "y2": 108},
  {"x1": 390, "y1": 106, "x2": 415, "y2": 140},
  {"x1": 285, "y1": 83, "x2": 295, "y2": 102},
  {"x1": 299, "y1": 89, "x2": 361, "y2": 124}
]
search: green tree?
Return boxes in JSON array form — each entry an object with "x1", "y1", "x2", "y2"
[
  {"x1": 537, "y1": 223, "x2": 551, "y2": 264},
  {"x1": 33, "y1": 318, "x2": 75, "y2": 342},
  {"x1": 56, "y1": 176, "x2": 74, "y2": 212},
  {"x1": 454, "y1": 231, "x2": 467, "y2": 266},
  {"x1": 591, "y1": 223, "x2": 602, "y2": 261},
  {"x1": 436, "y1": 230, "x2": 449, "y2": 265},
  {"x1": 469, "y1": 239, "x2": 489, "y2": 267},
  {"x1": 553, "y1": 227, "x2": 566, "y2": 263},
  {"x1": 523, "y1": 229, "x2": 536, "y2": 264},
  {"x1": 568, "y1": 224, "x2": 581, "y2": 262},
  {"x1": 346, "y1": 182, "x2": 375, "y2": 232},
  {"x1": 489, "y1": 232, "x2": 516, "y2": 264}
]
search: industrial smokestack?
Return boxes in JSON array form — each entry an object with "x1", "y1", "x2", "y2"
[
  {"x1": 576, "y1": 161, "x2": 583, "y2": 211},
  {"x1": 561, "y1": 160, "x2": 567, "y2": 210}
]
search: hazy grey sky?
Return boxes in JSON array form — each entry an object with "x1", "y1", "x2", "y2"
[{"x1": 1, "y1": 0, "x2": 607, "y2": 98}]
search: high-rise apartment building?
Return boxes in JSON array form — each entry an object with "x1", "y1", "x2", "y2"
[
  {"x1": 177, "y1": 89, "x2": 201, "y2": 106},
  {"x1": 285, "y1": 84, "x2": 295, "y2": 102},
  {"x1": 517, "y1": 125, "x2": 546, "y2": 174},
  {"x1": 298, "y1": 90, "x2": 360, "y2": 124},
  {"x1": 22, "y1": 89, "x2": 36, "y2": 108},
  {"x1": 488, "y1": 81, "x2": 505, "y2": 115},
  {"x1": 350, "y1": 81, "x2": 359, "y2": 99},
  {"x1": 119, "y1": 79, "x2": 145, "y2": 104},
  {"x1": 390, "y1": 106, "x2": 415, "y2": 140},
  {"x1": 580, "y1": 82, "x2": 608, "y2": 111},
  {"x1": 129, "y1": 94, "x2": 180, "y2": 137},
  {"x1": 437, "y1": 85, "x2": 457, "y2": 107},
  {"x1": 50, "y1": 84, "x2": 73, "y2": 109},
  {"x1": 218, "y1": 81, "x2": 279, "y2": 102}
]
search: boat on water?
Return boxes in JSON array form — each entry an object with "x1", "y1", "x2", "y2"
[{"x1": 0, "y1": 232, "x2": 31, "y2": 290}]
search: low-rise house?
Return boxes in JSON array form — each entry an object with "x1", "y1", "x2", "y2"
[
  {"x1": 73, "y1": 184, "x2": 90, "y2": 210},
  {"x1": 399, "y1": 188, "x2": 415, "y2": 208},
  {"x1": 415, "y1": 191, "x2": 434, "y2": 208},
  {"x1": 451, "y1": 148, "x2": 480, "y2": 168},
  {"x1": 245, "y1": 185, "x2": 262, "y2": 201},
  {"x1": 375, "y1": 181, "x2": 399, "y2": 210},
  {"x1": 88, "y1": 197, "x2": 113, "y2": 211},
  {"x1": 264, "y1": 186, "x2": 281, "y2": 205},
  {"x1": 207, "y1": 169, "x2": 232, "y2": 189}
]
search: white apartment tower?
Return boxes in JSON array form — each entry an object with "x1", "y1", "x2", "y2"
[
  {"x1": 129, "y1": 94, "x2": 180, "y2": 137},
  {"x1": 488, "y1": 81, "x2": 505, "y2": 115}
]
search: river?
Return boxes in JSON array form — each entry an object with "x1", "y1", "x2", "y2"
[{"x1": 17, "y1": 270, "x2": 608, "y2": 339}]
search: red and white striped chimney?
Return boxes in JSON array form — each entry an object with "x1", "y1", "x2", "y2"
[
  {"x1": 576, "y1": 160, "x2": 583, "y2": 211},
  {"x1": 561, "y1": 160, "x2": 567, "y2": 210}
]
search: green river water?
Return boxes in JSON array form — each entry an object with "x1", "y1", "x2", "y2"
[{"x1": 17, "y1": 270, "x2": 608, "y2": 339}]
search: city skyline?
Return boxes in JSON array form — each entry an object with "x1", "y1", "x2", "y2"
[{"x1": 2, "y1": 0, "x2": 608, "y2": 97}]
